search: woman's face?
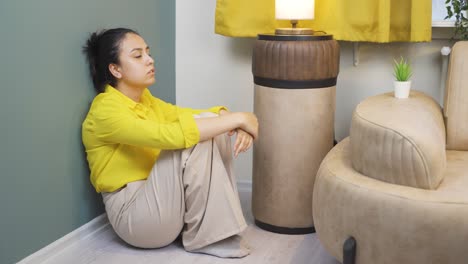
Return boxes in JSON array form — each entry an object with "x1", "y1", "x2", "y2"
[{"x1": 113, "y1": 33, "x2": 155, "y2": 89}]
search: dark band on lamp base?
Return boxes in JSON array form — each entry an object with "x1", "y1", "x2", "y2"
[
  {"x1": 255, "y1": 219, "x2": 316, "y2": 235},
  {"x1": 258, "y1": 34, "x2": 333, "y2": 41},
  {"x1": 254, "y1": 76, "x2": 337, "y2": 89}
]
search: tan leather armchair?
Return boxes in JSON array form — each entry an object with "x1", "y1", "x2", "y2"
[{"x1": 313, "y1": 41, "x2": 468, "y2": 264}]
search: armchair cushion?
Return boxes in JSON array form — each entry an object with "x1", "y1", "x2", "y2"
[{"x1": 350, "y1": 91, "x2": 446, "y2": 189}]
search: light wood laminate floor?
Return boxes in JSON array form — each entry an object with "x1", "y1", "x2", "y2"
[{"x1": 46, "y1": 191, "x2": 340, "y2": 264}]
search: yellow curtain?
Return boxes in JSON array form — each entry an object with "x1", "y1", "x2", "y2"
[{"x1": 215, "y1": 0, "x2": 432, "y2": 42}]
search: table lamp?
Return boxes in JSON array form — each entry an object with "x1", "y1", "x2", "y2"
[{"x1": 275, "y1": 0, "x2": 315, "y2": 35}]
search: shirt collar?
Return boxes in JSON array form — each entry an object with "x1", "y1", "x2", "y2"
[
  {"x1": 140, "y1": 89, "x2": 153, "y2": 107},
  {"x1": 104, "y1": 84, "x2": 153, "y2": 108}
]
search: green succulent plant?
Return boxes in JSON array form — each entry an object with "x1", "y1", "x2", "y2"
[
  {"x1": 393, "y1": 57, "x2": 412, "y2": 82},
  {"x1": 445, "y1": 0, "x2": 468, "y2": 39}
]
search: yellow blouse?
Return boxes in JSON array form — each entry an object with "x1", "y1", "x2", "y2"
[{"x1": 82, "y1": 85, "x2": 226, "y2": 193}]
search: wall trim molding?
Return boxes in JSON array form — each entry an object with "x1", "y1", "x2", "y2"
[
  {"x1": 17, "y1": 181, "x2": 252, "y2": 263},
  {"x1": 432, "y1": 21, "x2": 455, "y2": 27},
  {"x1": 237, "y1": 180, "x2": 252, "y2": 193},
  {"x1": 17, "y1": 213, "x2": 109, "y2": 264}
]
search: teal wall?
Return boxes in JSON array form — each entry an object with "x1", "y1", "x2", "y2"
[{"x1": 0, "y1": 1, "x2": 175, "y2": 263}]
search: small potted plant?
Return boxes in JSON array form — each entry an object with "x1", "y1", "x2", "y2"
[{"x1": 393, "y1": 57, "x2": 412, "y2": 99}]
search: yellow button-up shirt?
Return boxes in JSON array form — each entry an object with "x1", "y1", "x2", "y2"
[{"x1": 82, "y1": 85, "x2": 226, "y2": 193}]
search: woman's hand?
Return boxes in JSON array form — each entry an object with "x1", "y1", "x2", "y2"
[
  {"x1": 237, "y1": 112, "x2": 258, "y2": 139},
  {"x1": 220, "y1": 110, "x2": 257, "y2": 157},
  {"x1": 232, "y1": 129, "x2": 254, "y2": 157}
]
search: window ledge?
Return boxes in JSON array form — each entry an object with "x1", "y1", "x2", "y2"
[{"x1": 432, "y1": 21, "x2": 455, "y2": 27}]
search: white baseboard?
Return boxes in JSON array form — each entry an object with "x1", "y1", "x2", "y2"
[
  {"x1": 237, "y1": 180, "x2": 252, "y2": 193},
  {"x1": 18, "y1": 181, "x2": 251, "y2": 264},
  {"x1": 17, "y1": 213, "x2": 109, "y2": 264}
]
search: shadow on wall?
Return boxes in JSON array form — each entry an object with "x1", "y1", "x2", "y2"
[{"x1": 227, "y1": 37, "x2": 255, "y2": 62}]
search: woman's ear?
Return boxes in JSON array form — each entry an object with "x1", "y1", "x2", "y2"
[{"x1": 108, "y1": 64, "x2": 122, "y2": 79}]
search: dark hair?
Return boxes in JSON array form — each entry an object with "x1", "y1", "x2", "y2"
[{"x1": 82, "y1": 28, "x2": 139, "y2": 93}]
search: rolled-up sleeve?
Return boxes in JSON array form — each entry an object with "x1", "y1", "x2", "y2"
[
  {"x1": 153, "y1": 97, "x2": 228, "y2": 122},
  {"x1": 87, "y1": 98, "x2": 200, "y2": 149}
]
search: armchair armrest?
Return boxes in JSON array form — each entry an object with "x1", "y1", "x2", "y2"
[{"x1": 349, "y1": 91, "x2": 446, "y2": 189}]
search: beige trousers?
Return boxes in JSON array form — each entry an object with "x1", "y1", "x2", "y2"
[{"x1": 102, "y1": 131, "x2": 247, "y2": 251}]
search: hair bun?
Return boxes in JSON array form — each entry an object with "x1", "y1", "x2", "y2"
[
  {"x1": 83, "y1": 31, "x2": 101, "y2": 67},
  {"x1": 83, "y1": 31, "x2": 103, "y2": 90},
  {"x1": 85, "y1": 32, "x2": 100, "y2": 58}
]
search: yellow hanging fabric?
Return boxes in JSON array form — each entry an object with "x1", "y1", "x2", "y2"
[{"x1": 215, "y1": 0, "x2": 432, "y2": 42}]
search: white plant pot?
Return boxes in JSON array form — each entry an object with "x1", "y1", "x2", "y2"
[{"x1": 394, "y1": 81, "x2": 411, "y2": 99}]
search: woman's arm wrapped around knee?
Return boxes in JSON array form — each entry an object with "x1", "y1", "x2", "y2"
[{"x1": 194, "y1": 111, "x2": 258, "y2": 144}]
